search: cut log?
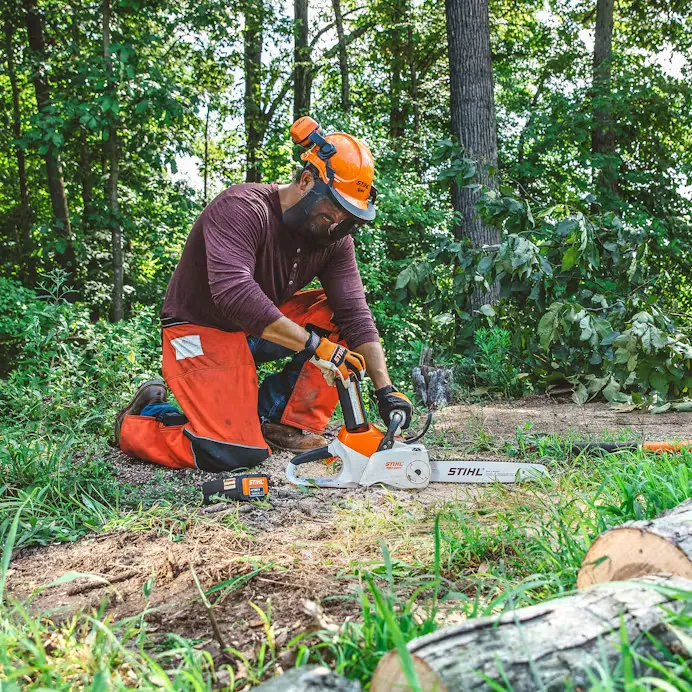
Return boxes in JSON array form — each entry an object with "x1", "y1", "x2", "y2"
[
  {"x1": 371, "y1": 575, "x2": 691, "y2": 692},
  {"x1": 578, "y1": 498, "x2": 692, "y2": 587},
  {"x1": 254, "y1": 665, "x2": 361, "y2": 691}
]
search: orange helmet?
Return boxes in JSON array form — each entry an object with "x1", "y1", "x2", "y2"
[{"x1": 290, "y1": 116, "x2": 377, "y2": 222}]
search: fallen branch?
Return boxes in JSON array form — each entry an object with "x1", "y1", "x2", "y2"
[{"x1": 66, "y1": 569, "x2": 139, "y2": 596}]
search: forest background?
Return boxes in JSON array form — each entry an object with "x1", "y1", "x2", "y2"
[{"x1": 1, "y1": 0, "x2": 692, "y2": 408}]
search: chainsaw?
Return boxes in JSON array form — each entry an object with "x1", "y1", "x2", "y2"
[{"x1": 286, "y1": 373, "x2": 549, "y2": 490}]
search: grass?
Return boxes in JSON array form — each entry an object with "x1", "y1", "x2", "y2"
[{"x1": 3, "y1": 347, "x2": 692, "y2": 690}]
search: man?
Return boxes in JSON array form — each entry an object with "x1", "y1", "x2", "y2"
[{"x1": 115, "y1": 117, "x2": 412, "y2": 472}]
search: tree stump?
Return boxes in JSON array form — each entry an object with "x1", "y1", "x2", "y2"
[
  {"x1": 412, "y1": 347, "x2": 454, "y2": 409},
  {"x1": 578, "y1": 498, "x2": 692, "y2": 587},
  {"x1": 253, "y1": 665, "x2": 361, "y2": 691},
  {"x1": 370, "y1": 575, "x2": 690, "y2": 691}
]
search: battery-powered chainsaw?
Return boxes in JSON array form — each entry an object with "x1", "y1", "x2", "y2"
[{"x1": 286, "y1": 373, "x2": 549, "y2": 490}]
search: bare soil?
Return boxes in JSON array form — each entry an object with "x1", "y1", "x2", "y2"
[{"x1": 9, "y1": 397, "x2": 692, "y2": 672}]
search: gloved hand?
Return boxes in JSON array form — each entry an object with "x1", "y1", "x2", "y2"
[
  {"x1": 376, "y1": 385, "x2": 413, "y2": 430},
  {"x1": 305, "y1": 332, "x2": 366, "y2": 386}
]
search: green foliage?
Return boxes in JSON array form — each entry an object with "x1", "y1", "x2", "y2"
[
  {"x1": 398, "y1": 173, "x2": 692, "y2": 406},
  {"x1": 473, "y1": 327, "x2": 523, "y2": 397}
]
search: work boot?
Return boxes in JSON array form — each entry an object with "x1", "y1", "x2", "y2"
[
  {"x1": 261, "y1": 422, "x2": 328, "y2": 453},
  {"x1": 114, "y1": 378, "x2": 168, "y2": 447}
]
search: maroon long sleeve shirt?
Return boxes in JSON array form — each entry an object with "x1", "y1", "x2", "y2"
[{"x1": 162, "y1": 183, "x2": 380, "y2": 349}]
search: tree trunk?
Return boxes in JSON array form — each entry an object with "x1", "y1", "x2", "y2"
[
  {"x1": 388, "y1": 4, "x2": 406, "y2": 140},
  {"x1": 4, "y1": 17, "x2": 33, "y2": 281},
  {"x1": 407, "y1": 4, "x2": 420, "y2": 173},
  {"x1": 293, "y1": 0, "x2": 311, "y2": 120},
  {"x1": 371, "y1": 574, "x2": 690, "y2": 691},
  {"x1": 78, "y1": 130, "x2": 93, "y2": 217},
  {"x1": 244, "y1": 0, "x2": 263, "y2": 182},
  {"x1": 445, "y1": 0, "x2": 499, "y2": 304},
  {"x1": 591, "y1": 0, "x2": 618, "y2": 200},
  {"x1": 331, "y1": 0, "x2": 350, "y2": 113},
  {"x1": 103, "y1": 0, "x2": 122, "y2": 321},
  {"x1": 254, "y1": 665, "x2": 361, "y2": 691},
  {"x1": 204, "y1": 99, "x2": 210, "y2": 205},
  {"x1": 23, "y1": 0, "x2": 75, "y2": 276},
  {"x1": 578, "y1": 498, "x2": 692, "y2": 588}
]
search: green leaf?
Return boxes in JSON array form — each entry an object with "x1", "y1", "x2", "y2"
[
  {"x1": 572, "y1": 383, "x2": 588, "y2": 405},
  {"x1": 649, "y1": 371, "x2": 669, "y2": 393},
  {"x1": 561, "y1": 246, "x2": 580, "y2": 271},
  {"x1": 672, "y1": 401, "x2": 692, "y2": 412},
  {"x1": 478, "y1": 304, "x2": 495, "y2": 317},
  {"x1": 650, "y1": 402, "x2": 671, "y2": 414},
  {"x1": 537, "y1": 303, "x2": 562, "y2": 350}
]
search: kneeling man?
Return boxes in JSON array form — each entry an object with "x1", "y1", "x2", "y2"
[{"x1": 115, "y1": 118, "x2": 412, "y2": 472}]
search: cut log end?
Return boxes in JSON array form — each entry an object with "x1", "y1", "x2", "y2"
[
  {"x1": 578, "y1": 528, "x2": 692, "y2": 587},
  {"x1": 578, "y1": 501, "x2": 692, "y2": 587},
  {"x1": 371, "y1": 652, "x2": 446, "y2": 692}
]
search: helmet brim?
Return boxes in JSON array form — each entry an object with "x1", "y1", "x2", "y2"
[{"x1": 330, "y1": 186, "x2": 376, "y2": 222}]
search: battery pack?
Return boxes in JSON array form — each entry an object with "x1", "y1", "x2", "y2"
[{"x1": 202, "y1": 474, "x2": 270, "y2": 504}]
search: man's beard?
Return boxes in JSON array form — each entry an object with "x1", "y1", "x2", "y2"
[{"x1": 303, "y1": 215, "x2": 336, "y2": 247}]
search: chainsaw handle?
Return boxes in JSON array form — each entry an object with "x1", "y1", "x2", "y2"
[{"x1": 378, "y1": 410, "x2": 405, "y2": 452}]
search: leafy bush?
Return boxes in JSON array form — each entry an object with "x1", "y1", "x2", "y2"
[
  {"x1": 397, "y1": 160, "x2": 692, "y2": 407},
  {"x1": 473, "y1": 327, "x2": 524, "y2": 397}
]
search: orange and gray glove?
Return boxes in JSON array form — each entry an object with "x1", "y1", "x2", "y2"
[
  {"x1": 305, "y1": 332, "x2": 366, "y2": 386},
  {"x1": 376, "y1": 385, "x2": 413, "y2": 430}
]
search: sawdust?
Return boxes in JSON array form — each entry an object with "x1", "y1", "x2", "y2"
[{"x1": 10, "y1": 396, "x2": 691, "y2": 671}]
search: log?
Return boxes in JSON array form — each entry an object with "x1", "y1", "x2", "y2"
[
  {"x1": 254, "y1": 665, "x2": 361, "y2": 691},
  {"x1": 370, "y1": 575, "x2": 691, "y2": 692},
  {"x1": 578, "y1": 498, "x2": 692, "y2": 587}
]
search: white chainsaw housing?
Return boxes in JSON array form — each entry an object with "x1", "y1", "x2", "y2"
[
  {"x1": 286, "y1": 438, "x2": 431, "y2": 489},
  {"x1": 286, "y1": 437, "x2": 550, "y2": 490}
]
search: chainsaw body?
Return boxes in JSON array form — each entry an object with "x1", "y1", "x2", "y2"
[
  {"x1": 285, "y1": 373, "x2": 549, "y2": 489},
  {"x1": 285, "y1": 430, "x2": 431, "y2": 489}
]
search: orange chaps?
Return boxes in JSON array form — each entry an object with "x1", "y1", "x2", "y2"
[{"x1": 119, "y1": 290, "x2": 340, "y2": 471}]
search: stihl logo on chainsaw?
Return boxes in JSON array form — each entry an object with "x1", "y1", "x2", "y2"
[
  {"x1": 247, "y1": 478, "x2": 265, "y2": 487},
  {"x1": 385, "y1": 461, "x2": 403, "y2": 469},
  {"x1": 447, "y1": 467, "x2": 484, "y2": 477}
]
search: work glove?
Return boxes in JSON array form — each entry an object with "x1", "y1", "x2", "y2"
[
  {"x1": 376, "y1": 385, "x2": 413, "y2": 430},
  {"x1": 305, "y1": 332, "x2": 366, "y2": 386}
]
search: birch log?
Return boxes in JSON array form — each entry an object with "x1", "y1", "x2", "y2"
[
  {"x1": 254, "y1": 665, "x2": 361, "y2": 691},
  {"x1": 370, "y1": 575, "x2": 691, "y2": 692},
  {"x1": 578, "y1": 498, "x2": 692, "y2": 587}
]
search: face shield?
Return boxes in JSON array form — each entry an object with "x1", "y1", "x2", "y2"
[{"x1": 283, "y1": 174, "x2": 375, "y2": 247}]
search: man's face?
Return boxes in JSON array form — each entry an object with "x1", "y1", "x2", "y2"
[{"x1": 304, "y1": 196, "x2": 352, "y2": 247}]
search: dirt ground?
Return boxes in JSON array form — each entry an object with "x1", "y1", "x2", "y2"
[{"x1": 8, "y1": 397, "x2": 692, "y2": 671}]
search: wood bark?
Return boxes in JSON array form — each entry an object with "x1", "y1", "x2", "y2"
[
  {"x1": 293, "y1": 0, "x2": 311, "y2": 120},
  {"x1": 388, "y1": 1, "x2": 406, "y2": 139},
  {"x1": 591, "y1": 0, "x2": 618, "y2": 200},
  {"x1": 412, "y1": 347, "x2": 453, "y2": 409},
  {"x1": 371, "y1": 574, "x2": 691, "y2": 691},
  {"x1": 204, "y1": 99, "x2": 210, "y2": 205},
  {"x1": 244, "y1": 0, "x2": 263, "y2": 182},
  {"x1": 330, "y1": 0, "x2": 350, "y2": 113},
  {"x1": 254, "y1": 665, "x2": 361, "y2": 691},
  {"x1": 4, "y1": 17, "x2": 33, "y2": 280},
  {"x1": 78, "y1": 130, "x2": 93, "y2": 216},
  {"x1": 23, "y1": 0, "x2": 75, "y2": 275},
  {"x1": 578, "y1": 498, "x2": 692, "y2": 588},
  {"x1": 103, "y1": 0, "x2": 122, "y2": 321},
  {"x1": 445, "y1": 0, "x2": 499, "y2": 304}
]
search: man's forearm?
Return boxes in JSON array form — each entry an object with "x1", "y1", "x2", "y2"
[
  {"x1": 261, "y1": 316, "x2": 310, "y2": 352},
  {"x1": 261, "y1": 319, "x2": 391, "y2": 389},
  {"x1": 355, "y1": 341, "x2": 391, "y2": 390}
]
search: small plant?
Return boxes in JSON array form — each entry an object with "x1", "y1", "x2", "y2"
[{"x1": 473, "y1": 326, "x2": 523, "y2": 398}]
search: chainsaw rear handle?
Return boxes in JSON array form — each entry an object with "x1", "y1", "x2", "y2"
[{"x1": 378, "y1": 410, "x2": 405, "y2": 451}]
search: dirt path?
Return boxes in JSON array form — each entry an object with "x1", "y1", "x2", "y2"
[{"x1": 9, "y1": 398, "x2": 692, "y2": 670}]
